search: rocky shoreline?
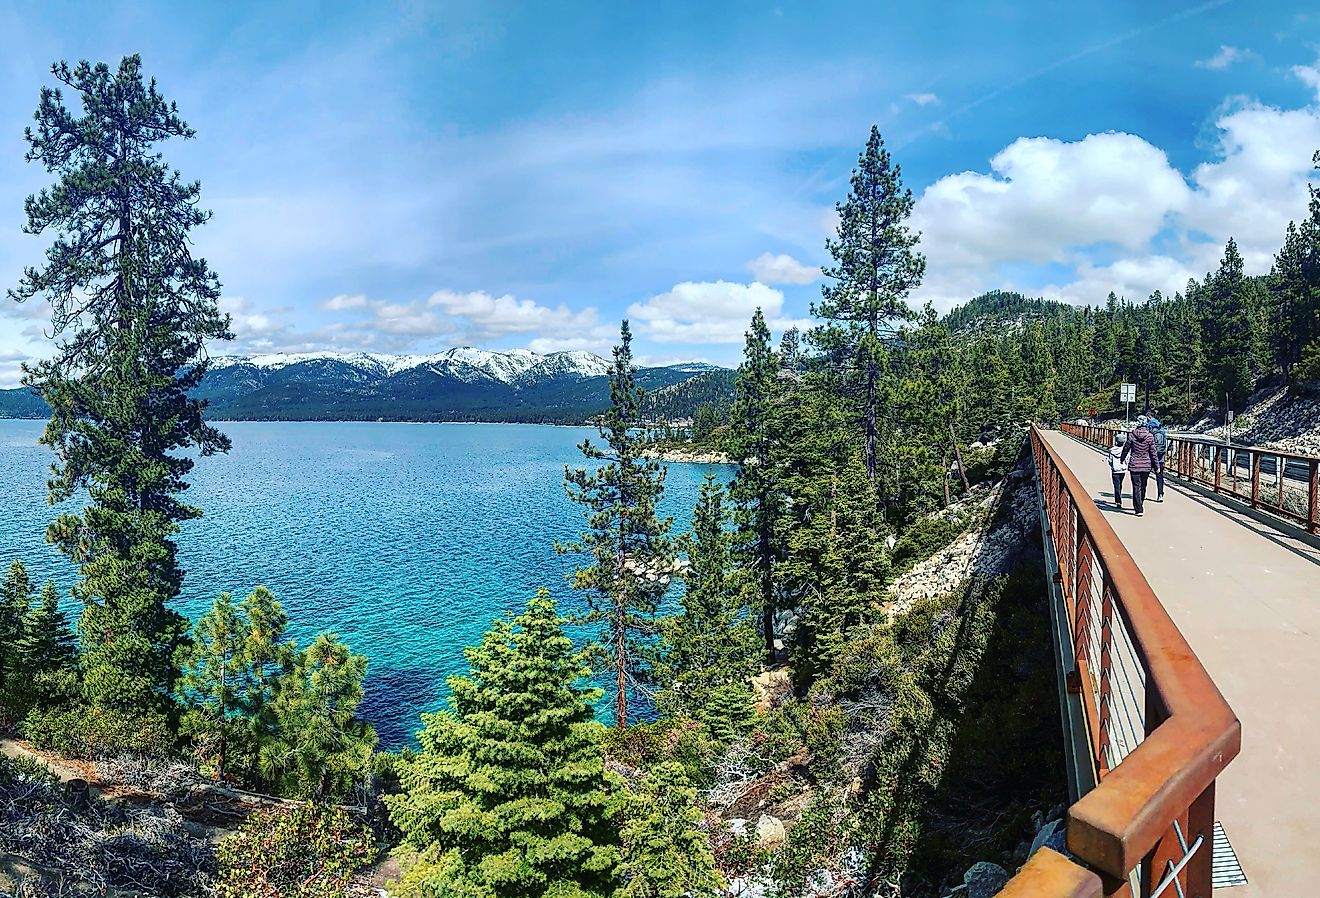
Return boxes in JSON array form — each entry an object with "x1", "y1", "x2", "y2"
[{"x1": 643, "y1": 445, "x2": 734, "y2": 465}]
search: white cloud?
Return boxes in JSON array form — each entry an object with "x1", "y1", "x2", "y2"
[
  {"x1": 320, "y1": 293, "x2": 369, "y2": 311},
  {"x1": 905, "y1": 92, "x2": 939, "y2": 106},
  {"x1": 427, "y1": 289, "x2": 606, "y2": 342},
  {"x1": 0, "y1": 351, "x2": 28, "y2": 389},
  {"x1": 1196, "y1": 45, "x2": 1249, "y2": 71},
  {"x1": 910, "y1": 67, "x2": 1320, "y2": 310},
  {"x1": 627, "y1": 280, "x2": 807, "y2": 343},
  {"x1": 746, "y1": 252, "x2": 819, "y2": 285}
]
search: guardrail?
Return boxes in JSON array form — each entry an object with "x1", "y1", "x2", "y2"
[
  {"x1": 1060, "y1": 423, "x2": 1320, "y2": 534},
  {"x1": 1001, "y1": 426, "x2": 1241, "y2": 897}
]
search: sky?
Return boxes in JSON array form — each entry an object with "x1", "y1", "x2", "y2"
[{"x1": 2, "y1": 0, "x2": 1320, "y2": 385}]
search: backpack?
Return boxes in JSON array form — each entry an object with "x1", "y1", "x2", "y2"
[{"x1": 1152, "y1": 426, "x2": 1167, "y2": 453}]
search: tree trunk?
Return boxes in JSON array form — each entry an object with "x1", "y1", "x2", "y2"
[
  {"x1": 760, "y1": 525, "x2": 775, "y2": 661},
  {"x1": 865, "y1": 359, "x2": 878, "y2": 485},
  {"x1": 943, "y1": 448, "x2": 951, "y2": 506},
  {"x1": 615, "y1": 601, "x2": 627, "y2": 729},
  {"x1": 949, "y1": 422, "x2": 971, "y2": 494}
]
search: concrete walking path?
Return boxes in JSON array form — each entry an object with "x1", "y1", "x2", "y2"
[{"x1": 1043, "y1": 429, "x2": 1320, "y2": 897}]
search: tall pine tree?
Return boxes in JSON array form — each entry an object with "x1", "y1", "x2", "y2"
[
  {"x1": 9, "y1": 57, "x2": 231, "y2": 716},
  {"x1": 815, "y1": 125, "x2": 925, "y2": 485},
  {"x1": 559, "y1": 320, "x2": 675, "y2": 728}
]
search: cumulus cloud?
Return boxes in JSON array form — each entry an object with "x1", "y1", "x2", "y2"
[
  {"x1": 910, "y1": 64, "x2": 1320, "y2": 310},
  {"x1": 746, "y1": 252, "x2": 820, "y2": 285},
  {"x1": 0, "y1": 350, "x2": 29, "y2": 389},
  {"x1": 427, "y1": 290, "x2": 606, "y2": 342},
  {"x1": 319, "y1": 293, "x2": 369, "y2": 310},
  {"x1": 627, "y1": 280, "x2": 808, "y2": 343},
  {"x1": 1196, "y1": 45, "x2": 1250, "y2": 70},
  {"x1": 905, "y1": 92, "x2": 939, "y2": 106}
]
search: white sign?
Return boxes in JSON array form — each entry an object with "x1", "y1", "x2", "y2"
[
  {"x1": 1119, "y1": 383, "x2": 1136, "y2": 403},
  {"x1": 1227, "y1": 410, "x2": 1235, "y2": 423}
]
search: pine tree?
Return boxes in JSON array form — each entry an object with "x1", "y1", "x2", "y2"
[
  {"x1": 0, "y1": 561, "x2": 34, "y2": 716},
  {"x1": 618, "y1": 762, "x2": 722, "y2": 898},
  {"x1": 262, "y1": 633, "x2": 375, "y2": 800},
  {"x1": 656, "y1": 474, "x2": 759, "y2": 717},
  {"x1": 815, "y1": 125, "x2": 925, "y2": 484},
  {"x1": 559, "y1": 320, "x2": 675, "y2": 728},
  {"x1": 9, "y1": 57, "x2": 231, "y2": 716},
  {"x1": 728, "y1": 309, "x2": 784, "y2": 660},
  {"x1": 236, "y1": 586, "x2": 293, "y2": 777},
  {"x1": 386, "y1": 593, "x2": 621, "y2": 898},
  {"x1": 10, "y1": 581, "x2": 79, "y2": 717},
  {"x1": 1199, "y1": 238, "x2": 1256, "y2": 411},
  {"x1": 178, "y1": 593, "x2": 250, "y2": 781}
]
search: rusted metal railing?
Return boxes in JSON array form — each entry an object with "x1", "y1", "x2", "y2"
[
  {"x1": 1001, "y1": 426, "x2": 1241, "y2": 897},
  {"x1": 1060, "y1": 422, "x2": 1320, "y2": 533}
]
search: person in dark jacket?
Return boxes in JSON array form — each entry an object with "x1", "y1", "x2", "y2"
[
  {"x1": 1147, "y1": 414, "x2": 1168, "y2": 500},
  {"x1": 1121, "y1": 416, "x2": 1159, "y2": 516}
]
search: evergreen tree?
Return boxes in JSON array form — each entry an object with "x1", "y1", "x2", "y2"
[
  {"x1": 9, "y1": 57, "x2": 231, "y2": 716},
  {"x1": 177, "y1": 593, "x2": 250, "y2": 781},
  {"x1": 728, "y1": 309, "x2": 784, "y2": 660},
  {"x1": 1199, "y1": 238, "x2": 1256, "y2": 410},
  {"x1": 618, "y1": 762, "x2": 722, "y2": 898},
  {"x1": 559, "y1": 320, "x2": 675, "y2": 728},
  {"x1": 236, "y1": 585, "x2": 293, "y2": 777},
  {"x1": 10, "y1": 581, "x2": 80, "y2": 716},
  {"x1": 386, "y1": 593, "x2": 621, "y2": 898},
  {"x1": 262, "y1": 633, "x2": 375, "y2": 800},
  {"x1": 655, "y1": 474, "x2": 759, "y2": 717},
  {"x1": 0, "y1": 561, "x2": 34, "y2": 717},
  {"x1": 815, "y1": 125, "x2": 925, "y2": 484}
]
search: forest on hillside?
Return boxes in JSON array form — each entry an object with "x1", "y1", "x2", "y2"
[{"x1": 3, "y1": 53, "x2": 1320, "y2": 898}]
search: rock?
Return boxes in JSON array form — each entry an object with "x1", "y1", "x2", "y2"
[
  {"x1": 963, "y1": 861, "x2": 1009, "y2": 898},
  {"x1": 1029, "y1": 818, "x2": 1060, "y2": 857},
  {"x1": 727, "y1": 817, "x2": 748, "y2": 837},
  {"x1": 751, "y1": 668, "x2": 794, "y2": 713},
  {"x1": 755, "y1": 814, "x2": 787, "y2": 849}
]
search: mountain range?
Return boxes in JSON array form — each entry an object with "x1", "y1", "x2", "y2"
[{"x1": 0, "y1": 347, "x2": 731, "y2": 424}]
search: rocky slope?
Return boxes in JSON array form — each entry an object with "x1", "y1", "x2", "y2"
[{"x1": 1186, "y1": 385, "x2": 1320, "y2": 456}]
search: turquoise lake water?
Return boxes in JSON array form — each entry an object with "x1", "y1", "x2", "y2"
[{"x1": 0, "y1": 420, "x2": 726, "y2": 748}]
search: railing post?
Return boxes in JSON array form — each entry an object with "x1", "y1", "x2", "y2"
[
  {"x1": 1185, "y1": 781, "x2": 1217, "y2": 898},
  {"x1": 1278, "y1": 454, "x2": 1285, "y2": 513},
  {"x1": 1309, "y1": 459, "x2": 1318, "y2": 534},
  {"x1": 1214, "y1": 445, "x2": 1222, "y2": 493},
  {"x1": 1250, "y1": 451, "x2": 1261, "y2": 509},
  {"x1": 1097, "y1": 573, "x2": 1114, "y2": 779}
]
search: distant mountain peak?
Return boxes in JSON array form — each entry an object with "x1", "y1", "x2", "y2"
[{"x1": 211, "y1": 347, "x2": 612, "y2": 385}]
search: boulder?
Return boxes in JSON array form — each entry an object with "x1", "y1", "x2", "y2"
[
  {"x1": 963, "y1": 861, "x2": 1009, "y2": 898},
  {"x1": 755, "y1": 814, "x2": 787, "y2": 849}
]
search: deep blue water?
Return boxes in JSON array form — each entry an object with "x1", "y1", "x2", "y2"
[{"x1": 0, "y1": 420, "x2": 727, "y2": 748}]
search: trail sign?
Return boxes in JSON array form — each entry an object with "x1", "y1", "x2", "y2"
[{"x1": 1119, "y1": 383, "x2": 1136, "y2": 403}]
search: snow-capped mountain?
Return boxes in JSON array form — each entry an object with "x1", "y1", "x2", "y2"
[
  {"x1": 210, "y1": 347, "x2": 611, "y2": 385},
  {"x1": 178, "y1": 348, "x2": 728, "y2": 423}
]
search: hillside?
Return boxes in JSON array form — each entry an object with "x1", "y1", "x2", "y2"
[{"x1": 0, "y1": 349, "x2": 733, "y2": 425}]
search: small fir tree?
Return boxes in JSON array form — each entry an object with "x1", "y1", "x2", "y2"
[
  {"x1": 656, "y1": 473, "x2": 759, "y2": 717},
  {"x1": 177, "y1": 593, "x2": 251, "y2": 781},
  {"x1": 0, "y1": 560, "x2": 33, "y2": 710},
  {"x1": 558, "y1": 320, "x2": 675, "y2": 728},
  {"x1": 618, "y1": 761, "x2": 722, "y2": 898},
  {"x1": 262, "y1": 633, "x2": 375, "y2": 800},
  {"x1": 386, "y1": 593, "x2": 621, "y2": 898},
  {"x1": 11, "y1": 580, "x2": 79, "y2": 716}
]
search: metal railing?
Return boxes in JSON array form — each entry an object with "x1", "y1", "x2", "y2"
[
  {"x1": 1001, "y1": 426, "x2": 1241, "y2": 897},
  {"x1": 1060, "y1": 423, "x2": 1320, "y2": 534}
]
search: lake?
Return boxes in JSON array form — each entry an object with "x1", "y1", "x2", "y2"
[{"x1": 0, "y1": 420, "x2": 726, "y2": 748}]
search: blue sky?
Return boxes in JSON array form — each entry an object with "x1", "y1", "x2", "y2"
[{"x1": 2, "y1": 0, "x2": 1320, "y2": 384}]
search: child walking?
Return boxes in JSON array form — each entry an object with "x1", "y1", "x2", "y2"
[{"x1": 1109, "y1": 432, "x2": 1128, "y2": 510}]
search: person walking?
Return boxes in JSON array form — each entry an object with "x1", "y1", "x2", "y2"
[
  {"x1": 1108, "y1": 432, "x2": 1129, "y2": 509},
  {"x1": 1121, "y1": 415, "x2": 1159, "y2": 517},
  {"x1": 1147, "y1": 414, "x2": 1168, "y2": 501}
]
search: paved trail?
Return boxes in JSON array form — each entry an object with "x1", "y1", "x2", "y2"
[{"x1": 1044, "y1": 429, "x2": 1320, "y2": 898}]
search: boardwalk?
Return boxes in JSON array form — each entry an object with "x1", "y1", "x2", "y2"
[{"x1": 1041, "y1": 429, "x2": 1320, "y2": 897}]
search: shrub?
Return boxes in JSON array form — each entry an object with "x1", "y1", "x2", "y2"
[
  {"x1": 22, "y1": 705, "x2": 170, "y2": 757},
  {"x1": 890, "y1": 515, "x2": 967, "y2": 574},
  {"x1": 215, "y1": 803, "x2": 375, "y2": 898}
]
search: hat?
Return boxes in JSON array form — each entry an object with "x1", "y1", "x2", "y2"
[
  {"x1": 1115, "y1": 432, "x2": 1127, "y2": 445},
  {"x1": 1148, "y1": 417, "x2": 1161, "y2": 429},
  {"x1": 1137, "y1": 415, "x2": 1148, "y2": 426}
]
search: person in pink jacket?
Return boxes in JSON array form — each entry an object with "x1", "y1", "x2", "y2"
[{"x1": 1120, "y1": 416, "x2": 1160, "y2": 516}]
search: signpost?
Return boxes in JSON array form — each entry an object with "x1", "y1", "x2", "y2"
[{"x1": 1120, "y1": 383, "x2": 1136, "y2": 426}]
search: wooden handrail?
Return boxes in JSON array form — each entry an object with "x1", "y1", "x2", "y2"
[{"x1": 1004, "y1": 426, "x2": 1241, "y2": 895}]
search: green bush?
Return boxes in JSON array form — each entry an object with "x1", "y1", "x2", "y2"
[
  {"x1": 215, "y1": 803, "x2": 376, "y2": 898},
  {"x1": 601, "y1": 717, "x2": 719, "y2": 786},
  {"x1": 22, "y1": 705, "x2": 170, "y2": 757},
  {"x1": 890, "y1": 515, "x2": 967, "y2": 574}
]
